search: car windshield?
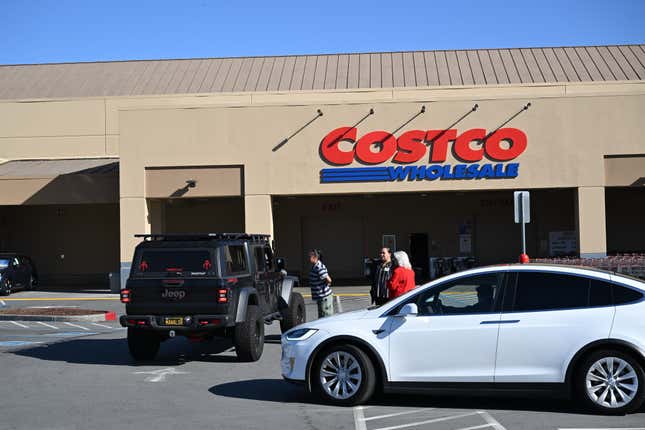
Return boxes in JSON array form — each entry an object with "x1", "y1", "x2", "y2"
[
  {"x1": 135, "y1": 249, "x2": 215, "y2": 276},
  {"x1": 0, "y1": 259, "x2": 9, "y2": 269}
]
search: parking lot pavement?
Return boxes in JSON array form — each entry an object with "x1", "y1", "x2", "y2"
[
  {"x1": 1, "y1": 293, "x2": 644, "y2": 430},
  {"x1": 0, "y1": 319, "x2": 123, "y2": 350},
  {"x1": 353, "y1": 397, "x2": 645, "y2": 430}
]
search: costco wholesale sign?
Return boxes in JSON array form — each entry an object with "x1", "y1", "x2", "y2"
[{"x1": 319, "y1": 126, "x2": 527, "y2": 183}]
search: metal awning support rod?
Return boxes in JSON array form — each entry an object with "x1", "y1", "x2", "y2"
[
  {"x1": 426, "y1": 104, "x2": 479, "y2": 143},
  {"x1": 484, "y1": 102, "x2": 531, "y2": 140},
  {"x1": 272, "y1": 109, "x2": 324, "y2": 152}
]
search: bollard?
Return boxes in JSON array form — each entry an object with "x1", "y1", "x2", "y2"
[{"x1": 334, "y1": 295, "x2": 343, "y2": 314}]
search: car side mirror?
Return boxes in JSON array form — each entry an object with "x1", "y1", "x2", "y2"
[
  {"x1": 395, "y1": 303, "x2": 418, "y2": 317},
  {"x1": 276, "y1": 257, "x2": 286, "y2": 272}
]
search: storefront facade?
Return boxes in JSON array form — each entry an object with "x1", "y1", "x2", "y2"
[{"x1": 0, "y1": 45, "x2": 643, "y2": 285}]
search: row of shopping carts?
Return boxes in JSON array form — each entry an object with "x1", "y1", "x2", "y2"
[
  {"x1": 532, "y1": 254, "x2": 645, "y2": 279},
  {"x1": 429, "y1": 256, "x2": 477, "y2": 280}
]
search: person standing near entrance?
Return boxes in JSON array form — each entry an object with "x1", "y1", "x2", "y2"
[
  {"x1": 387, "y1": 250, "x2": 416, "y2": 300},
  {"x1": 370, "y1": 247, "x2": 392, "y2": 306},
  {"x1": 308, "y1": 249, "x2": 334, "y2": 318}
]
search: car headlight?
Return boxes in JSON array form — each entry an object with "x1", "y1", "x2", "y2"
[{"x1": 285, "y1": 328, "x2": 318, "y2": 341}]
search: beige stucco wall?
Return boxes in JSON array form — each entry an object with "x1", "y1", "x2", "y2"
[{"x1": 0, "y1": 80, "x2": 644, "y2": 282}]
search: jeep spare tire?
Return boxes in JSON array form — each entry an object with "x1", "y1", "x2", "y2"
[{"x1": 234, "y1": 304, "x2": 264, "y2": 362}]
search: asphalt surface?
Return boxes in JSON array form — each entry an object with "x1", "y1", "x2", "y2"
[{"x1": 0, "y1": 288, "x2": 644, "y2": 430}]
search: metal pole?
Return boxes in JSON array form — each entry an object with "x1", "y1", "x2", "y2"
[{"x1": 519, "y1": 197, "x2": 526, "y2": 255}]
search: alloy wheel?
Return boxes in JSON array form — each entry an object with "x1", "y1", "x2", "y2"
[
  {"x1": 586, "y1": 356, "x2": 638, "y2": 409},
  {"x1": 320, "y1": 351, "x2": 363, "y2": 400}
]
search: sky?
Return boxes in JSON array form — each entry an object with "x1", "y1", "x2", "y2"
[{"x1": 1, "y1": 0, "x2": 644, "y2": 65}]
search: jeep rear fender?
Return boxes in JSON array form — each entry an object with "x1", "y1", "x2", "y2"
[
  {"x1": 278, "y1": 276, "x2": 299, "y2": 309},
  {"x1": 235, "y1": 287, "x2": 259, "y2": 323}
]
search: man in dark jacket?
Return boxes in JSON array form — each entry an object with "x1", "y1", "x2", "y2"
[{"x1": 370, "y1": 248, "x2": 392, "y2": 306}]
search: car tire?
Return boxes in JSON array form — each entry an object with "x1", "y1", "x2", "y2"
[
  {"x1": 312, "y1": 343, "x2": 376, "y2": 406},
  {"x1": 280, "y1": 292, "x2": 306, "y2": 333},
  {"x1": 234, "y1": 304, "x2": 264, "y2": 362},
  {"x1": 127, "y1": 328, "x2": 161, "y2": 361},
  {"x1": 0, "y1": 278, "x2": 12, "y2": 296},
  {"x1": 28, "y1": 275, "x2": 36, "y2": 290},
  {"x1": 576, "y1": 349, "x2": 645, "y2": 415}
]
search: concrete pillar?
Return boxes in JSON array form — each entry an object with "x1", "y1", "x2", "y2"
[
  {"x1": 147, "y1": 199, "x2": 165, "y2": 234},
  {"x1": 119, "y1": 197, "x2": 150, "y2": 288},
  {"x1": 244, "y1": 194, "x2": 274, "y2": 237},
  {"x1": 575, "y1": 187, "x2": 607, "y2": 258}
]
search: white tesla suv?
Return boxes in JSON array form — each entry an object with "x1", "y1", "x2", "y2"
[{"x1": 281, "y1": 264, "x2": 645, "y2": 414}]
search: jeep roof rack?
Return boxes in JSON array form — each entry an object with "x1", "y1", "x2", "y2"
[{"x1": 134, "y1": 233, "x2": 271, "y2": 242}]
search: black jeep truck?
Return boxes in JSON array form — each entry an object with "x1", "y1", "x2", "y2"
[{"x1": 119, "y1": 233, "x2": 305, "y2": 362}]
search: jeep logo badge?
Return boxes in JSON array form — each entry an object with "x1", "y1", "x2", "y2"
[{"x1": 161, "y1": 289, "x2": 186, "y2": 300}]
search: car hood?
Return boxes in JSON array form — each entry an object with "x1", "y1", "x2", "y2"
[{"x1": 302, "y1": 308, "x2": 375, "y2": 330}]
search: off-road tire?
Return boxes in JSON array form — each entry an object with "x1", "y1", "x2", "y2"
[
  {"x1": 280, "y1": 292, "x2": 306, "y2": 333},
  {"x1": 312, "y1": 343, "x2": 376, "y2": 406},
  {"x1": 127, "y1": 328, "x2": 161, "y2": 361},
  {"x1": 576, "y1": 349, "x2": 645, "y2": 415},
  {"x1": 0, "y1": 279, "x2": 12, "y2": 296},
  {"x1": 234, "y1": 305, "x2": 264, "y2": 362}
]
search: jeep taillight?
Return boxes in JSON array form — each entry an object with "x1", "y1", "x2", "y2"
[
  {"x1": 120, "y1": 289, "x2": 131, "y2": 303},
  {"x1": 218, "y1": 289, "x2": 227, "y2": 303}
]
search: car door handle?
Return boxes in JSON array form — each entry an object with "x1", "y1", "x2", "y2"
[
  {"x1": 372, "y1": 329, "x2": 385, "y2": 335},
  {"x1": 480, "y1": 320, "x2": 520, "y2": 325}
]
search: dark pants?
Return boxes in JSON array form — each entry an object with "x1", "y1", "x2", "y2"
[{"x1": 374, "y1": 297, "x2": 388, "y2": 306}]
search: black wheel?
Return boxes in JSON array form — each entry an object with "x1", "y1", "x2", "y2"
[
  {"x1": 127, "y1": 328, "x2": 161, "y2": 361},
  {"x1": 312, "y1": 343, "x2": 376, "y2": 406},
  {"x1": 576, "y1": 349, "x2": 645, "y2": 414},
  {"x1": 27, "y1": 275, "x2": 36, "y2": 290},
  {"x1": 233, "y1": 305, "x2": 264, "y2": 362},
  {"x1": 281, "y1": 292, "x2": 306, "y2": 333},
  {"x1": 0, "y1": 278, "x2": 12, "y2": 296}
]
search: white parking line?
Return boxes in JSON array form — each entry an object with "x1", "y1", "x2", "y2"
[
  {"x1": 455, "y1": 424, "x2": 494, "y2": 430},
  {"x1": 37, "y1": 322, "x2": 58, "y2": 329},
  {"x1": 10, "y1": 321, "x2": 29, "y2": 328},
  {"x1": 372, "y1": 411, "x2": 479, "y2": 430},
  {"x1": 353, "y1": 406, "x2": 367, "y2": 430},
  {"x1": 363, "y1": 409, "x2": 431, "y2": 422},
  {"x1": 91, "y1": 323, "x2": 113, "y2": 329},
  {"x1": 558, "y1": 428, "x2": 645, "y2": 430},
  {"x1": 477, "y1": 411, "x2": 507, "y2": 430},
  {"x1": 63, "y1": 322, "x2": 89, "y2": 331}
]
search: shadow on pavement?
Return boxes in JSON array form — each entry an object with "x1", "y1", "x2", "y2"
[
  {"x1": 210, "y1": 380, "x2": 645, "y2": 415},
  {"x1": 11, "y1": 336, "x2": 249, "y2": 366},
  {"x1": 210, "y1": 378, "x2": 314, "y2": 403}
]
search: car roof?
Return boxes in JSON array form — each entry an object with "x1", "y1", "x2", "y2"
[{"x1": 440, "y1": 263, "x2": 645, "y2": 290}]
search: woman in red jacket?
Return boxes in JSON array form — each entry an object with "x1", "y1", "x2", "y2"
[{"x1": 387, "y1": 251, "x2": 416, "y2": 300}]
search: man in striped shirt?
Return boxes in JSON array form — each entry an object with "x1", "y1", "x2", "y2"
[{"x1": 308, "y1": 249, "x2": 334, "y2": 318}]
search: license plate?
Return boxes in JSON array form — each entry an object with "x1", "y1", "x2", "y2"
[{"x1": 164, "y1": 317, "x2": 184, "y2": 326}]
